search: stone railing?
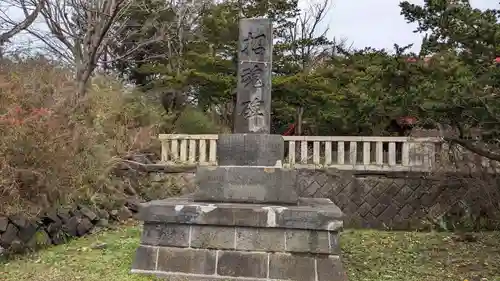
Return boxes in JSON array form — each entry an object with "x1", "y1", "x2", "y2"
[
  {"x1": 159, "y1": 134, "x2": 445, "y2": 172},
  {"x1": 160, "y1": 134, "x2": 218, "y2": 165}
]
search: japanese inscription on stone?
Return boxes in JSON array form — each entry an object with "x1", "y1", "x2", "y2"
[
  {"x1": 241, "y1": 32, "x2": 267, "y2": 55},
  {"x1": 240, "y1": 64, "x2": 263, "y2": 88},
  {"x1": 235, "y1": 18, "x2": 272, "y2": 134}
]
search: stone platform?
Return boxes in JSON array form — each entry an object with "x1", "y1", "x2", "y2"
[
  {"x1": 193, "y1": 166, "x2": 298, "y2": 204},
  {"x1": 131, "y1": 196, "x2": 348, "y2": 281}
]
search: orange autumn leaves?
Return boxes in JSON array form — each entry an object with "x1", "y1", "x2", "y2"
[{"x1": 0, "y1": 106, "x2": 53, "y2": 126}]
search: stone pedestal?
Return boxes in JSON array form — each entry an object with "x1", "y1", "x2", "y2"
[
  {"x1": 131, "y1": 196, "x2": 348, "y2": 281},
  {"x1": 193, "y1": 166, "x2": 298, "y2": 204},
  {"x1": 131, "y1": 17, "x2": 348, "y2": 281},
  {"x1": 217, "y1": 134, "x2": 284, "y2": 166},
  {"x1": 131, "y1": 134, "x2": 349, "y2": 280}
]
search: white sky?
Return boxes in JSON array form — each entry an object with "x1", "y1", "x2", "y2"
[
  {"x1": 5, "y1": 0, "x2": 499, "y2": 54},
  {"x1": 305, "y1": 0, "x2": 498, "y2": 52}
]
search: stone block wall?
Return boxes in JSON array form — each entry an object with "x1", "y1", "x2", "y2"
[
  {"x1": 133, "y1": 222, "x2": 346, "y2": 281},
  {"x1": 140, "y1": 223, "x2": 339, "y2": 255},
  {"x1": 4, "y1": 167, "x2": 496, "y2": 255},
  {"x1": 160, "y1": 169, "x2": 500, "y2": 230},
  {"x1": 0, "y1": 201, "x2": 141, "y2": 255},
  {"x1": 295, "y1": 170, "x2": 500, "y2": 230},
  {"x1": 0, "y1": 168, "x2": 196, "y2": 256}
]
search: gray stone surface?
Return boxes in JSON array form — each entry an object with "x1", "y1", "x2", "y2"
[
  {"x1": 317, "y1": 256, "x2": 349, "y2": 281},
  {"x1": 157, "y1": 247, "x2": 216, "y2": 275},
  {"x1": 46, "y1": 221, "x2": 62, "y2": 234},
  {"x1": 0, "y1": 217, "x2": 8, "y2": 232},
  {"x1": 79, "y1": 206, "x2": 97, "y2": 221},
  {"x1": 18, "y1": 222, "x2": 37, "y2": 242},
  {"x1": 132, "y1": 244, "x2": 346, "y2": 281},
  {"x1": 132, "y1": 245, "x2": 157, "y2": 271},
  {"x1": 286, "y1": 229, "x2": 340, "y2": 254},
  {"x1": 235, "y1": 18, "x2": 272, "y2": 134},
  {"x1": 193, "y1": 166, "x2": 298, "y2": 204},
  {"x1": 217, "y1": 134, "x2": 284, "y2": 166},
  {"x1": 56, "y1": 207, "x2": 71, "y2": 224},
  {"x1": 269, "y1": 253, "x2": 316, "y2": 281},
  {"x1": 76, "y1": 218, "x2": 94, "y2": 236},
  {"x1": 161, "y1": 169, "x2": 499, "y2": 230},
  {"x1": 141, "y1": 223, "x2": 189, "y2": 247},
  {"x1": 139, "y1": 223, "x2": 340, "y2": 255},
  {"x1": 217, "y1": 251, "x2": 268, "y2": 278},
  {"x1": 0, "y1": 223, "x2": 18, "y2": 247},
  {"x1": 190, "y1": 225, "x2": 234, "y2": 249},
  {"x1": 9, "y1": 214, "x2": 28, "y2": 228},
  {"x1": 62, "y1": 216, "x2": 79, "y2": 237},
  {"x1": 137, "y1": 197, "x2": 343, "y2": 231},
  {"x1": 235, "y1": 227, "x2": 285, "y2": 252},
  {"x1": 131, "y1": 16, "x2": 348, "y2": 281}
]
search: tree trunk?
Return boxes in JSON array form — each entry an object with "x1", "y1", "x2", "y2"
[
  {"x1": 77, "y1": 79, "x2": 87, "y2": 100},
  {"x1": 75, "y1": 65, "x2": 93, "y2": 101},
  {"x1": 296, "y1": 106, "x2": 304, "y2": 136}
]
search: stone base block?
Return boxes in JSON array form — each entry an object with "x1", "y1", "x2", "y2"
[
  {"x1": 132, "y1": 197, "x2": 348, "y2": 281},
  {"x1": 139, "y1": 223, "x2": 341, "y2": 254},
  {"x1": 131, "y1": 246, "x2": 347, "y2": 281},
  {"x1": 217, "y1": 134, "x2": 284, "y2": 166},
  {"x1": 136, "y1": 196, "x2": 343, "y2": 230},
  {"x1": 193, "y1": 166, "x2": 298, "y2": 204}
]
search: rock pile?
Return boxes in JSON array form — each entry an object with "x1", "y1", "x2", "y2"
[{"x1": 0, "y1": 198, "x2": 142, "y2": 255}]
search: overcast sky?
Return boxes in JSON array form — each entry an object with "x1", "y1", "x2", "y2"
[
  {"x1": 305, "y1": 0, "x2": 498, "y2": 52},
  {"x1": 6, "y1": 0, "x2": 499, "y2": 54}
]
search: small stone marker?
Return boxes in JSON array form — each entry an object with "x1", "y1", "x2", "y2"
[{"x1": 131, "y1": 17, "x2": 348, "y2": 281}]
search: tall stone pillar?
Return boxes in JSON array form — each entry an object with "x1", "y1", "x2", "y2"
[
  {"x1": 234, "y1": 18, "x2": 272, "y2": 134},
  {"x1": 131, "y1": 18, "x2": 349, "y2": 281}
]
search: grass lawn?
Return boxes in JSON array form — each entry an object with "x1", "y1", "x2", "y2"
[{"x1": 1, "y1": 223, "x2": 500, "y2": 281}]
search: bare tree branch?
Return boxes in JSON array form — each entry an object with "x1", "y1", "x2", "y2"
[
  {"x1": 276, "y1": 0, "x2": 333, "y2": 74},
  {"x1": 445, "y1": 137, "x2": 500, "y2": 162},
  {"x1": 0, "y1": 0, "x2": 45, "y2": 48},
  {"x1": 17, "y1": 0, "x2": 183, "y2": 100}
]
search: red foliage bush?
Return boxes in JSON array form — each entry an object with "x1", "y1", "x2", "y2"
[{"x1": 0, "y1": 59, "x2": 160, "y2": 216}]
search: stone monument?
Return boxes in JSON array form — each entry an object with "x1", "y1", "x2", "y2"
[{"x1": 131, "y1": 18, "x2": 348, "y2": 281}]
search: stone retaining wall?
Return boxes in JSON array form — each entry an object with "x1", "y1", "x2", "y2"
[
  {"x1": 298, "y1": 170, "x2": 500, "y2": 230},
  {"x1": 3, "y1": 168, "x2": 497, "y2": 255},
  {"x1": 0, "y1": 170, "x2": 195, "y2": 256},
  {"x1": 0, "y1": 199, "x2": 141, "y2": 255},
  {"x1": 157, "y1": 169, "x2": 500, "y2": 230}
]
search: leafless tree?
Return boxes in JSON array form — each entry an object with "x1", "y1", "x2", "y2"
[
  {"x1": 164, "y1": 0, "x2": 209, "y2": 75},
  {"x1": 281, "y1": 0, "x2": 334, "y2": 73},
  {"x1": 276, "y1": 0, "x2": 337, "y2": 135},
  {"x1": 0, "y1": 0, "x2": 45, "y2": 56},
  {"x1": 16, "y1": 0, "x2": 193, "y2": 101}
]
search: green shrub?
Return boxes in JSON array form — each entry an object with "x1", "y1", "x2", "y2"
[{"x1": 173, "y1": 107, "x2": 229, "y2": 134}]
